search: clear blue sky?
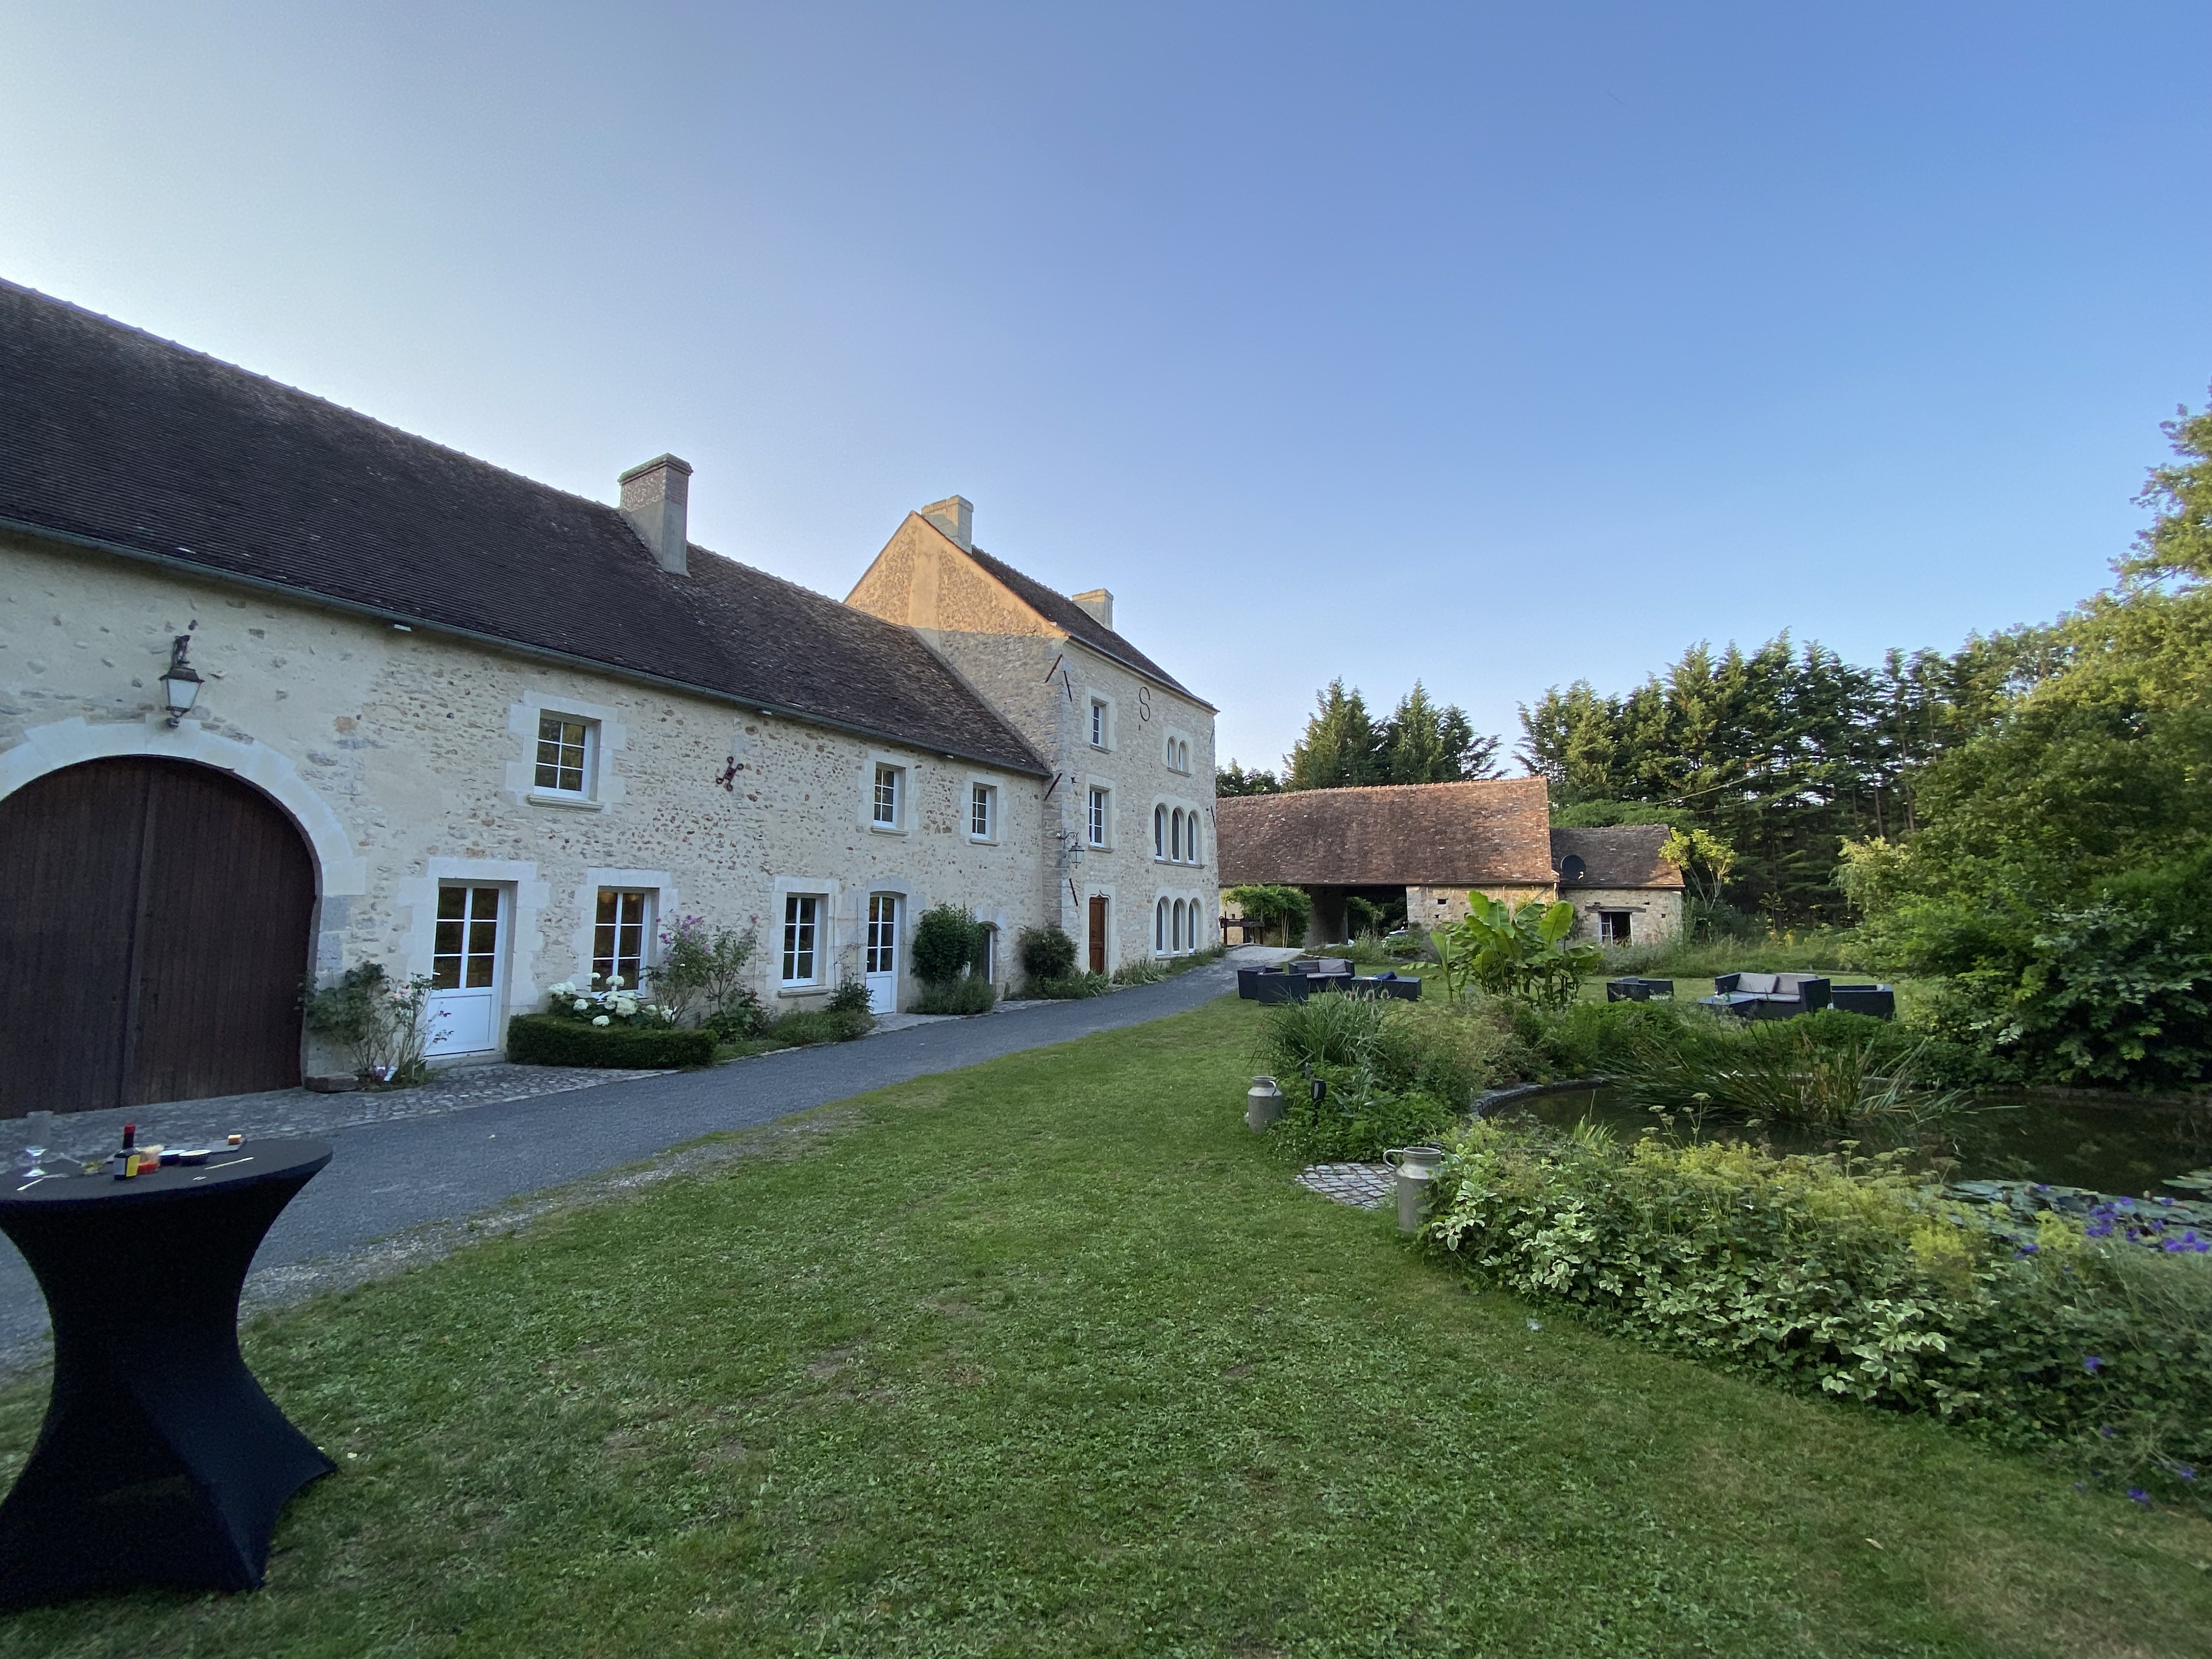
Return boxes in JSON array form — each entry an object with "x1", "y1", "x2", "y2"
[{"x1": 4, "y1": 3, "x2": 2207, "y2": 772}]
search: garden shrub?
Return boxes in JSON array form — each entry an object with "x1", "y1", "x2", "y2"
[
  {"x1": 1616, "y1": 1008, "x2": 1971, "y2": 1131},
  {"x1": 915, "y1": 975, "x2": 997, "y2": 1015},
  {"x1": 505, "y1": 1014, "x2": 715, "y2": 1069},
  {"x1": 1259, "y1": 991, "x2": 1406, "y2": 1076},
  {"x1": 767, "y1": 997, "x2": 873, "y2": 1046},
  {"x1": 1223, "y1": 883, "x2": 1311, "y2": 946},
  {"x1": 651, "y1": 917, "x2": 759, "y2": 1027},
  {"x1": 1398, "y1": 998, "x2": 1531, "y2": 1105},
  {"x1": 704, "y1": 990, "x2": 769, "y2": 1041},
  {"x1": 1018, "y1": 925, "x2": 1077, "y2": 982},
  {"x1": 1025, "y1": 972, "x2": 1112, "y2": 1000},
  {"x1": 913, "y1": 904, "x2": 982, "y2": 985},
  {"x1": 302, "y1": 961, "x2": 438, "y2": 1084},
  {"x1": 1270, "y1": 1062, "x2": 1455, "y2": 1163},
  {"x1": 1517, "y1": 996, "x2": 1691, "y2": 1079},
  {"x1": 1261, "y1": 991, "x2": 1534, "y2": 1110},
  {"x1": 1425, "y1": 1120, "x2": 2212, "y2": 1509},
  {"x1": 1111, "y1": 959, "x2": 1166, "y2": 986}
]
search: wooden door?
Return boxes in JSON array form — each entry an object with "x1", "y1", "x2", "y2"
[
  {"x1": 0, "y1": 758, "x2": 315, "y2": 1115},
  {"x1": 1087, "y1": 895, "x2": 1108, "y2": 974}
]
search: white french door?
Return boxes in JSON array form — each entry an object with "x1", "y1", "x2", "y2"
[
  {"x1": 428, "y1": 884, "x2": 507, "y2": 1055},
  {"x1": 865, "y1": 893, "x2": 899, "y2": 1015}
]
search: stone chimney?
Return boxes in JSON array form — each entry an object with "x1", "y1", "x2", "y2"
[
  {"x1": 619, "y1": 454, "x2": 693, "y2": 574},
  {"x1": 919, "y1": 494, "x2": 973, "y2": 551},
  {"x1": 1071, "y1": 589, "x2": 1114, "y2": 630}
]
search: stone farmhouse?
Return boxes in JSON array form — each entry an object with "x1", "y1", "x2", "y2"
[
  {"x1": 1214, "y1": 778, "x2": 1682, "y2": 947},
  {"x1": 0, "y1": 283, "x2": 1217, "y2": 1114}
]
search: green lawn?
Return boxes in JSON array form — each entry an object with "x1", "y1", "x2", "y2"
[{"x1": 5, "y1": 996, "x2": 2209, "y2": 1657}]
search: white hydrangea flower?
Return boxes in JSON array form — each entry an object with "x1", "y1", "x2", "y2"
[
  {"x1": 591, "y1": 1014, "x2": 611, "y2": 1027},
  {"x1": 573, "y1": 998, "x2": 591, "y2": 1013}
]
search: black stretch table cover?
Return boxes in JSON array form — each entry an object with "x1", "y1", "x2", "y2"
[{"x1": 0, "y1": 1139, "x2": 333, "y2": 1607}]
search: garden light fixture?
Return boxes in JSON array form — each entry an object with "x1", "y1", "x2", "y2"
[{"x1": 159, "y1": 633, "x2": 202, "y2": 727}]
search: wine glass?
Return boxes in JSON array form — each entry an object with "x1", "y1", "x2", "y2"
[{"x1": 22, "y1": 1111, "x2": 53, "y2": 1180}]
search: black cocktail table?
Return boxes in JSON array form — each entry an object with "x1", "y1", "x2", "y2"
[{"x1": 0, "y1": 1139, "x2": 334, "y2": 1607}]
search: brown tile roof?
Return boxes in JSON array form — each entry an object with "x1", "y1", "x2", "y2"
[
  {"x1": 1551, "y1": 826, "x2": 1684, "y2": 891},
  {"x1": 0, "y1": 281, "x2": 1047, "y2": 776},
  {"x1": 1215, "y1": 778, "x2": 1555, "y2": 887},
  {"x1": 962, "y1": 544, "x2": 1208, "y2": 706}
]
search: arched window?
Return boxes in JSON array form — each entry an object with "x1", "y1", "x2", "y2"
[
  {"x1": 1155, "y1": 898, "x2": 1168, "y2": 953},
  {"x1": 1184, "y1": 814, "x2": 1200, "y2": 865},
  {"x1": 1179, "y1": 740, "x2": 1190, "y2": 771},
  {"x1": 1154, "y1": 804, "x2": 1166, "y2": 858}
]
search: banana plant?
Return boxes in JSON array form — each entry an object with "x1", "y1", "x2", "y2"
[{"x1": 1433, "y1": 893, "x2": 1604, "y2": 1008}]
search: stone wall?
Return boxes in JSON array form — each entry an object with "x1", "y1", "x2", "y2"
[
  {"x1": 0, "y1": 530, "x2": 1048, "y2": 1062},
  {"x1": 1404, "y1": 884, "x2": 1559, "y2": 927},
  {"x1": 1560, "y1": 888, "x2": 1683, "y2": 947},
  {"x1": 847, "y1": 515, "x2": 1219, "y2": 972}
]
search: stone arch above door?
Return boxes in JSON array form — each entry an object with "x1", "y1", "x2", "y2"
[{"x1": 0, "y1": 718, "x2": 365, "y2": 898}]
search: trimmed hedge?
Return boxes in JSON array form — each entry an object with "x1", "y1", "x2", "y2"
[{"x1": 506, "y1": 1014, "x2": 716, "y2": 1069}]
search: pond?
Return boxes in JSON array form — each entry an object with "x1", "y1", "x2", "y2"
[{"x1": 1499, "y1": 1085, "x2": 2212, "y2": 1201}]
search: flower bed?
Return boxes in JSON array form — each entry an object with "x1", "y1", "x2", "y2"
[
  {"x1": 505, "y1": 1014, "x2": 715, "y2": 1069},
  {"x1": 1424, "y1": 1118, "x2": 2212, "y2": 1510}
]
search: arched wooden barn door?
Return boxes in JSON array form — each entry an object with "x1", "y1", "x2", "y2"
[{"x1": 0, "y1": 757, "x2": 316, "y2": 1115}]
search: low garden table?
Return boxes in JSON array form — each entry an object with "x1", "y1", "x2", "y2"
[{"x1": 0, "y1": 1139, "x2": 334, "y2": 1607}]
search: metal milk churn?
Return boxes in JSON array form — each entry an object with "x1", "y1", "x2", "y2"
[
  {"x1": 1384, "y1": 1144, "x2": 1448, "y2": 1233},
  {"x1": 1245, "y1": 1075, "x2": 1285, "y2": 1131}
]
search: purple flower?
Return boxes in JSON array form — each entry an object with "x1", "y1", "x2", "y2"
[
  {"x1": 2128, "y1": 1488, "x2": 2151, "y2": 1505},
  {"x1": 2175, "y1": 1465, "x2": 2198, "y2": 1482},
  {"x1": 2014, "y1": 1242, "x2": 2040, "y2": 1257},
  {"x1": 2083, "y1": 1355, "x2": 2105, "y2": 1373},
  {"x1": 2098, "y1": 1425, "x2": 2114, "y2": 1439},
  {"x1": 2086, "y1": 1220, "x2": 2115, "y2": 1238}
]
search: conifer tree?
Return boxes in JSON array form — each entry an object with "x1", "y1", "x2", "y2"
[{"x1": 1285, "y1": 680, "x2": 1380, "y2": 790}]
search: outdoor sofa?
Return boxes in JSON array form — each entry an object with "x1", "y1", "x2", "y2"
[
  {"x1": 1699, "y1": 973, "x2": 1832, "y2": 1020},
  {"x1": 1237, "y1": 961, "x2": 1421, "y2": 1003},
  {"x1": 1605, "y1": 977, "x2": 1675, "y2": 1002}
]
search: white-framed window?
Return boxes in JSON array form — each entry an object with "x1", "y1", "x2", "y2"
[
  {"x1": 1155, "y1": 898, "x2": 1169, "y2": 955},
  {"x1": 872, "y1": 763, "x2": 904, "y2": 829},
  {"x1": 1165, "y1": 735, "x2": 1191, "y2": 773},
  {"x1": 781, "y1": 893, "x2": 822, "y2": 984},
  {"x1": 1153, "y1": 804, "x2": 1166, "y2": 858},
  {"x1": 970, "y1": 782, "x2": 996, "y2": 840},
  {"x1": 534, "y1": 712, "x2": 595, "y2": 795},
  {"x1": 1171, "y1": 809, "x2": 1184, "y2": 861},
  {"x1": 1185, "y1": 812, "x2": 1201, "y2": 865},
  {"x1": 1089, "y1": 698, "x2": 1109, "y2": 749},
  {"x1": 1180, "y1": 739, "x2": 1190, "y2": 772},
  {"x1": 977, "y1": 923, "x2": 997, "y2": 981},
  {"x1": 1087, "y1": 786, "x2": 1109, "y2": 847},
  {"x1": 592, "y1": 888, "x2": 652, "y2": 988}
]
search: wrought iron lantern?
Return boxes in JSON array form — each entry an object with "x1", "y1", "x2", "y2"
[{"x1": 159, "y1": 634, "x2": 202, "y2": 727}]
